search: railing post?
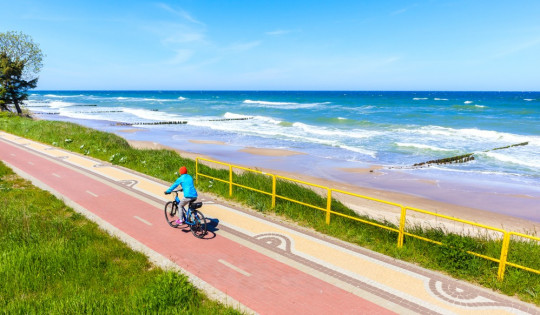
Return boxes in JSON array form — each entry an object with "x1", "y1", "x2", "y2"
[
  {"x1": 497, "y1": 232, "x2": 511, "y2": 281},
  {"x1": 326, "y1": 189, "x2": 332, "y2": 224},
  {"x1": 271, "y1": 175, "x2": 276, "y2": 208},
  {"x1": 195, "y1": 158, "x2": 199, "y2": 185},
  {"x1": 229, "y1": 165, "x2": 233, "y2": 196},
  {"x1": 398, "y1": 206, "x2": 406, "y2": 247}
]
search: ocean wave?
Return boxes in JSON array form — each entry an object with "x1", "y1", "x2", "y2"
[
  {"x1": 403, "y1": 126, "x2": 540, "y2": 148},
  {"x1": 58, "y1": 111, "x2": 117, "y2": 122},
  {"x1": 178, "y1": 97, "x2": 187, "y2": 100},
  {"x1": 223, "y1": 112, "x2": 282, "y2": 125},
  {"x1": 413, "y1": 97, "x2": 428, "y2": 100},
  {"x1": 243, "y1": 99, "x2": 297, "y2": 106},
  {"x1": 49, "y1": 101, "x2": 76, "y2": 108},
  {"x1": 481, "y1": 151, "x2": 540, "y2": 169},
  {"x1": 292, "y1": 122, "x2": 377, "y2": 139},
  {"x1": 464, "y1": 100, "x2": 473, "y2": 104},
  {"x1": 122, "y1": 108, "x2": 183, "y2": 121},
  {"x1": 44, "y1": 94, "x2": 83, "y2": 98},
  {"x1": 243, "y1": 99, "x2": 325, "y2": 109},
  {"x1": 524, "y1": 99, "x2": 535, "y2": 101},
  {"x1": 396, "y1": 142, "x2": 454, "y2": 152},
  {"x1": 434, "y1": 98, "x2": 448, "y2": 101},
  {"x1": 451, "y1": 104, "x2": 486, "y2": 110},
  {"x1": 338, "y1": 145, "x2": 377, "y2": 158}
]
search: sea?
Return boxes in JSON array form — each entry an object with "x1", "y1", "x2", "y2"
[{"x1": 24, "y1": 91, "x2": 540, "y2": 221}]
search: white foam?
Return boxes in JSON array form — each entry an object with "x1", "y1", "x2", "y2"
[
  {"x1": 243, "y1": 99, "x2": 324, "y2": 109},
  {"x1": 474, "y1": 105, "x2": 486, "y2": 108},
  {"x1": 122, "y1": 108, "x2": 183, "y2": 121},
  {"x1": 44, "y1": 94, "x2": 82, "y2": 98},
  {"x1": 244, "y1": 99, "x2": 296, "y2": 106},
  {"x1": 482, "y1": 152, "x2": 540, "y2": 169},
  {"x1": 178, "y1": 97, "x2": 187, "y2": 100},
  {"x1": 464, "y1": 101, "x2": 473, "y2": 104},
  {"x1": 49, "y1": 101, "x2": 75, "y2": 108},
  {"x1": 338, "y1": 145, "x2": 377, "y2": 158},
  {"x1": 291, "y1": 122, "x2": 378, "y2": 139},
  {"x1": 434, "y1": 98, "x2": 448, "y2": 101},
  {"x1": 524, "y1": 99, "x2": 535, "y2": 101},
  {"x1": 413, "y1": 97, "x2": 428, "y2": 100},
  {"x1": 223, "y1": 112, "x2": 251, "y2": 119},
  {"x1": 396, "y1": 142, "x2": 453, "y2": 152}
]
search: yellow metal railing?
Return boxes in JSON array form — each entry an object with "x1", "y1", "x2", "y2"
[{"x1": 195, "y1": 157, "x2": 540, "y2": 281}]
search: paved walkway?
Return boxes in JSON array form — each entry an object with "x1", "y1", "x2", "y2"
[{"x1": 1, "y1": 131, "x2": 538, "y2": 315}]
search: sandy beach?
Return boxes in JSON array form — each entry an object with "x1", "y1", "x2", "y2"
[{"x1": 128, "y1": 139, "x2": 540, "y2": 236}]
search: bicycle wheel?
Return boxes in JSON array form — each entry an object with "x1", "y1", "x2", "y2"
[
  {"x1": 164, "y1": 201, "x2": 181, "y2": 228},
  {"x1": 190, "y1": 210, "x2": 207, "y2": 238}
]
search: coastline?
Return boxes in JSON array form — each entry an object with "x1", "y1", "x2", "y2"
[
  {"x1": 29, "y1": 114, "x2": 540, "y2": 231},
  {"x1": 128, "y1": 139, "x2": 540, "y2": 236}
]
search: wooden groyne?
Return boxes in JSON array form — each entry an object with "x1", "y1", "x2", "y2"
[
  {"x1": 35, "y1": 110, "x2": 124, "y2": 115},
  {"x1": 400, "y1": 142, "x2": 529, "y2": 169},
  {"x1": 116, "y1": 117, "x2": 254, "y2": 126}
]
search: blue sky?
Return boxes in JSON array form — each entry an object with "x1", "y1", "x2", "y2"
[{"x1": 2, "y1": 0, "x2": 540, "y2": 90}]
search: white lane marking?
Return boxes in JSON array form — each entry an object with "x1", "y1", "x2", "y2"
[
  {"x1": 52, "y1": 173, "x2": 61, "y2": 178},
  {"x1": 134, "y1": 216, "x2": 152, "y2": 226},
  {"x1": 28, "y1": 161, "x2": 34, "y2": 165},
  {"x1": 86, "y1": 190, "x2": 98, "y2": 197},
  {"x1": 218, "y1": 259, "x2": 251, "y2": 277}
]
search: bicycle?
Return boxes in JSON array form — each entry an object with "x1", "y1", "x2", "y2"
[{"x1": 164, "y1": 190, "x2": 207, "y2": 238}]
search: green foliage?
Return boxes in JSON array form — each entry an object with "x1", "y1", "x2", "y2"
[
  {"x1": 437, "y1": 234, "x2": 479, "y2": 273},
  {"x1": 0, "y1": 52, "x2": 37, "y2": 114},
  {"x1": 0, "y1": 31, "x2": 44, "y2": 78},
  {"x1": 139, "y1": 272, "x2": 201, "y2": 312},
  {"x1": 0, "y1": 31, "x2": 43, "y2": 114}
]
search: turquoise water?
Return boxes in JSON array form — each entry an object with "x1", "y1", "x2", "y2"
[
  {"x1": 27, "y1": 91, "x2": 540, "y2": 178},
  {"x1": 24, "y1": 90, "x2": 540, "y2": 220}
]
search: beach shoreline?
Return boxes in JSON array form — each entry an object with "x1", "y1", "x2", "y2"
[
  {"x1": 128, "y1": 138, "x2": 540, "y2": 236},
  {"x1": 30, "y1": 114, "x2": 540, "y2": 231}
]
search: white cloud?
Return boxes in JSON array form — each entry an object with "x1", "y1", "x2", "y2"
[
  {"x1": 156, "y1": 3, "x2": 205, "y2": 25},
  {"x1": 224, "y1": 41, "x2": 262, "y2": 52},
  {"x1": 266, "y1": 29, "x2": 292, "y2": 36},
  {"x1": 167, "y1": 49, "x2": 194, "y2": 65}
]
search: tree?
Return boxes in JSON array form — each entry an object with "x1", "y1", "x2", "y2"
[
  {"x1": 0, "y1": 52, "x2": 37, "y2": 113},
  {"x1": 0, "y1": 31, "x2": 44, "y2": 114}
]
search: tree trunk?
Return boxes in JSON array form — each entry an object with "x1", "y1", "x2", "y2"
[{"x1": 13, "y1": 98, "x2": 22, "y2": 115}]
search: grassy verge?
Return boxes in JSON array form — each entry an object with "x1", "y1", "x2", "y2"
[
  {"x1": 0, "y1": 160, "x2": 241, "y2": 314},
  {"x1": 1, "y1": 113, "x2": 539, "y2": 305}
]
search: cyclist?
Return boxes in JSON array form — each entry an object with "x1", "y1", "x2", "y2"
[{"x1": 164, "y1": 166, "x2": 198, "y2": 224}]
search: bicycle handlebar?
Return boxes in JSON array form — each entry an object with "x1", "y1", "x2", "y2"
[{"x1": 164, "y1": 188, "x2": 183, "y2": 195}]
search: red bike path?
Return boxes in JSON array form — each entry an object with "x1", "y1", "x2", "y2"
[{"x1": 0, "y1": 138, "x2": 394, "y2": 314}]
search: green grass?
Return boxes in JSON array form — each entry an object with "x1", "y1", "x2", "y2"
[
  {"x1": 0, "y1": 160, "x2": 241, "y2": 313},
  {"x1": 1, "y1": 112, "x2": 539, "y2": 306}
]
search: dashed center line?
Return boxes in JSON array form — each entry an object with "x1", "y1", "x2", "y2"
[
  {"x1": 134, "y1": 216, "x2": 152, "y2": 226},
  {"x1": 52, "y1": 173, "x2": 61, "y2": 178},
  {"x1": 218, "y1": 259, "x2": 251, "y2": 277},
  {"x1": 86, "y1": 190, "x2": 99, "y2": 197}
]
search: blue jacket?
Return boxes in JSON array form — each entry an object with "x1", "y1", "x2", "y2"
[{"x1": 166, "y1": 174, "x2": 198, "y2": 198}]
